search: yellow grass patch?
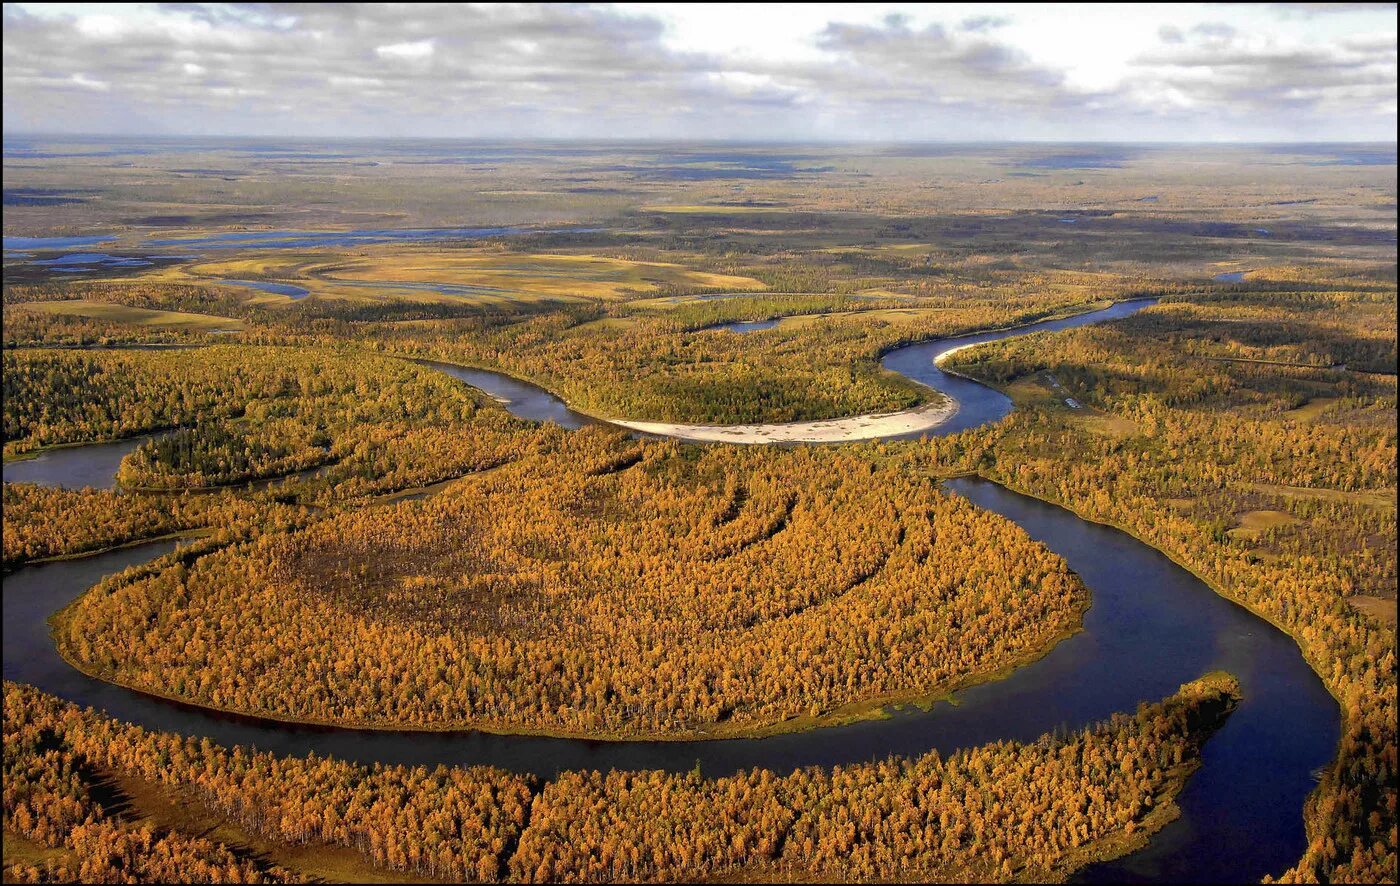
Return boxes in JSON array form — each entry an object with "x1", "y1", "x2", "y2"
[
  {"x1": 154, "y1": 249, "x2": 764, "y2": 305},
  {"x1": 1281, "y1": 397, "x2": 1339, "y2": 422},
  {"x1": 11, "y1": 300, "x2": 243, "y2": 332},
  {"x1": 1243, "y1": 482, "x2": 1396, "y2": 513},
  {"x1": 776, "y1": 308, "x2": 943, "y2": 329},
  {"x1": 1074, "y1": 411, "x2": 1141, "y2": 438},
  {"x1": 326, "y1": 252, "x2": 763, "y2": 300},
  {"x1": 1347, "y1": 595, "x2": 1397, "y2": 626},
  {"x1": 150, "y1": 253, "x2": 323, "y2": 282},
  {"x1": 1228, "y1": 509, "x2": 1300, "y2": 539},
  {"x1": 855, "y1": 288, "x2": 922, "y2": 300},
  {"x1": 642, "y1": 204, "x2": 793, "y2": 214},
  {"x1": 821, "y1": 244, "x2": 935, "y2": 257},
  {"x1": 569, "y1": 316, "x2": 639, "y2": 334}
]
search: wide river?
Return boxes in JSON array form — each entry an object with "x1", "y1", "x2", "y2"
[{"x1": 2, "y1": 298, "x2": 1339, "y2": 883}]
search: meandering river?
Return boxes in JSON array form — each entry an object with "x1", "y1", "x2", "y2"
[{"x1": 2, "y1": 298, "x2": 1340, "y2": 882}]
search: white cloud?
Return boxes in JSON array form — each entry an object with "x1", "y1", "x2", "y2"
[
  {"x1": 329, "y1": 75, "x2": 386, "y2": 89},
  {"x1": 69, "y1": 72, "x2": 110, "y2": 91},
  {"x1": 2, "y1": 3, "x2": 1394, "y2": 140},
  {"x1": 375, "y1": 39, "x2": 434, "y2": 61}
]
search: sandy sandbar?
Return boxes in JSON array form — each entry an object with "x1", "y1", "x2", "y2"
[
  {"x1": 611, "y1": 341, "x2": 986, "y2": 444},
  {"x1": 612, "y1": 398, "x2": 958, "y2": 444}
]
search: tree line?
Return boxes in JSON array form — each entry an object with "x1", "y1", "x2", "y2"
[{"x1": 4, "y1": 674, "x2": 1239, "y2": 883}]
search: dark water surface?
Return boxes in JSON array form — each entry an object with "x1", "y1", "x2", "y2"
[
  {"x1": 881, "y1": 298, "x2": 1157, "y2": 438},
  {"x1": 2, "y1": 234, "x2": 116, "y2": 250},
  {"x1": 216, "y1": 279, "x2": 311, "y2": 299},
  {"x1": 2, "y1": 435, "x2": 159, "y2": 490},
  {"x1": 417, "y1": 361, "x2": 604, "y2": 429},
  {"x1": 31, "y1": 252, "x2": 152, "y2": 268},
  {"x1": 1, "y1": 298, "x2": 1341, "y2": 882},
  {"x1": 712, "y1": 318, "x2": 782, "y2": 333}
]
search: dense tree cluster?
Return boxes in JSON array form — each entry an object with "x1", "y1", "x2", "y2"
[
  {"x1": 4, "y1": 675, "x2": 1238, "y2": 883},
  {"x1": 58, "y1": 428, "x2": 1085, "y2": 738},
  {"x1": 3, "y1": 682, "x2": 526, "y2": 883},
  {"x1": 1, "y1": 484, "x2": 269, "y2": 569},
  {"x1": 3, "y1": 281, "x2": 253, "y2": 318},
  {"x1": 512, "y1": 673, "x2": 1240, "y2": 883},
  {"x1": 3, "y1": 346, "x2": 486, "y2": 488},
  {"x1": 943, "y1": 286, "x2": 1396, "y2": 884},
  {"x1": 3, "y1": 689, "x2": 295, "y2": 883},
  {"x1": 2, "y1": 306, "x2": 200, "y2": 348},
  {"x1": 300, "y1": 411, "x2": 543, "y2": 502},
  {"x1": 117, "y1": 422, "x2": 332, "y2": 490}
]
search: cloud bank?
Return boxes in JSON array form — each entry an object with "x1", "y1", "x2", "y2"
[{"x1": 3, "y1": 3, "x2": 1395, "y2": 140}]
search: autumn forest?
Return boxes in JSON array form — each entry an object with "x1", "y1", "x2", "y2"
[{"x1": 1, "y1": 113, "x2": 1396, "y2": 886}]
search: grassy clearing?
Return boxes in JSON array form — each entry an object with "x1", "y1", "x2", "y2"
[
  {"x1": 775, "y1": 307, "x2": 943, "y2": 329},
  {"x1": 641, "y1": 204, "x2": 794, "y2": 214},
  {"x1": 1281, "y1": 397, "x2": 1340, "y2": 422},
  {"x1": 9, "y1": 299, "x2": 243, "y2": 331},
  {"x1": 108, "y1": 769, "x2": 431, "y2": 884},
  {"x1": 1347, "y1": 595, "x2": 1397, "y2": 626},
  {"x1": 1244, "y1": 481, "x2": 1397, "y2": 513},
  {"x1": 1228, "y1": 509, "x2": 1301, "y2": 540},
  {"x1": 1003, "y1": 374, "x2": 1141, "y2": 438},
  {"x1": 2, "y1": 832, "x2": 71, "y2": 874},
  {"x1": 162, "y1": 249, "x2": 765, "y2": 304}
]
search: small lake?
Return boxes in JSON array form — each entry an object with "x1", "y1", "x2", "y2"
[
  {"x1": 711, "y1": 318, "x2": 781, "y2": 333},
  {"x1": 216, "y1": 279, "x2": 311, "y2": 299},
  {"x1": 334, "y1": 279, "x2": 519, "y2": 299},
  {"x1": 32, "y1": 253, "x2": 153, "y2": 269},
  {"x1": 2, "y1": 234, "x2": 117, "y2": 250}
]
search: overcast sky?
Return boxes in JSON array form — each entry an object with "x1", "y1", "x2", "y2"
[{"x1": 3, "y1": 2, "x2": 1396, "y2": 142}]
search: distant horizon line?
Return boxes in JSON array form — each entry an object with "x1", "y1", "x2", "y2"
[{"x1": 3, "y1": 132, "x2": 1397, "y2": 147}]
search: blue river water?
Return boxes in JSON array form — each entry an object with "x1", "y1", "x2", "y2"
[{"x1": 216, "y1": 279, "x2": 311, "y2": 299}]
